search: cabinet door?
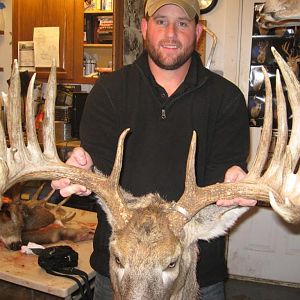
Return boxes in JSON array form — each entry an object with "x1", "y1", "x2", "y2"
[{"x1": 12, "y1": 0, "x2": 76, "y2": 81}]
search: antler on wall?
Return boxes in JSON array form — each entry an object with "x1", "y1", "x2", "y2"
[{"x1": 256, "y1": 0, "x2": 300, "y2": 29}]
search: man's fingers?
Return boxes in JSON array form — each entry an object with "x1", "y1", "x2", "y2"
[
  {"x1": 60, "y1": 184, "x2": 91, "y2": 197},
  {"x1": 216, "y1": 198, "x2": 257, "y2": 207},
  {"x1": 224, "y1": 166, "x2": 245, "y2": 183},
  {"x1": 51, "y1": 178, "x2": 71, "y2": 190}
]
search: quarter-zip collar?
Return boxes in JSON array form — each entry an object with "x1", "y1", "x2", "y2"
[
  {"x1": 135, "y1": 50, "x2": 209, "y2": 119},
  {"x1": 135, "y1": 50, "x2": 209, "y2": 100}
]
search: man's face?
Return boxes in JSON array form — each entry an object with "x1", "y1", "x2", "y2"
[{"x1": 141, "y1": 4, "x2": 202, "y2": 70}]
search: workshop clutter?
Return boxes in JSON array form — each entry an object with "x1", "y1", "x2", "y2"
[{"x1": 36, "y1": 84, "x2": 88, "y2": 142}]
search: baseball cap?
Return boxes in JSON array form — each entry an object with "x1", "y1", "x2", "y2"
[{"x1": 145, "y1": 0, "x2": 201, "y2": 19}]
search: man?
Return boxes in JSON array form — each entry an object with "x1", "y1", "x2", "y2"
[{"x1": 52, "y1": 0, "x2": 256, "y2": 299}]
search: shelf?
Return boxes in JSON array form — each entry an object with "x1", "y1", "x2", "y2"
[
  {"x1": 252, "y1": 34, "x2": 295, "y2": 39},
  {"x1": 84, "y1": 9, "x2": 112, "y2": 14},
  {"x1": 79, "y1": 76, "x2": 98, "y2": 84},
  {"x1": 84, "y1": 43, "x2": 112, "y2": 48}
]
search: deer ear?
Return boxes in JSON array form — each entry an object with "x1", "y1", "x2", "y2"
[
  {"x1": 21, "y1": 205, "x2": 30, "y2": 219},
  {"x1": 183, "y1": 205, "x2": 249, "y2": 245},
  {"x1": 96, "y1": 196, "x2": 116, "y2": 227}
]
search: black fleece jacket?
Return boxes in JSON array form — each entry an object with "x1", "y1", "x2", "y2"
[{"x1": 80, "y1": 51, "x2": 250, "y2": 287}]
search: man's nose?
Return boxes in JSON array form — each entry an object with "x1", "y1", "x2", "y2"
[{"x1": 165, "y1": 23, "x2": 177, "y2": 37}]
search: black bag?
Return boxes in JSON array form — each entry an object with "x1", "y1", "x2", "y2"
[
  {"x1": 37, "y1": 246, "x2": 92, "y2": 299},
  {"x1": 38, "y1": 245, "x2": 78, "y2": 270}
]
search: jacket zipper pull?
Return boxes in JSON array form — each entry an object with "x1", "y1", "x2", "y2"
[{"x1": 161, "y1": 108, "x2": 166, "y2": 119}]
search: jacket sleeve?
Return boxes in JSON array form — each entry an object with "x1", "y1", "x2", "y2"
[
  {"x1": 204, "y1": 90, "x2": 250, "y2": 186},
  {"x1": 79, "y1": 77, "x2": 120, "y2": 175}
]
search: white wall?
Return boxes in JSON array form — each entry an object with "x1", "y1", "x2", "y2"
[
  {"x1": 201, "y1": 0, "x2": 244, "y2": 86},
  {"x1": 0, "y1": 0, "x2": 12, "y2": 94}
]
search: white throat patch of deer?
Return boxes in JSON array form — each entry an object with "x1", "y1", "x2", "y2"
[{"x1": 0, "y1": 47, "x2": 300, "y2": 298}]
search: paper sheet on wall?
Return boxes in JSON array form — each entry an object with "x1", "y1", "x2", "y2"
[
  {"x1": 33, "y1": 27, "x2": 60, "y2": 67},
  {"x1": 18, "y1": 41, "x2": 35, "y2": 72}
]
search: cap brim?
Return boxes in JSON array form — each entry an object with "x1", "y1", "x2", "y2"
[{"x1": 146, "y1": 0, "x2": 198, "y2": 19}]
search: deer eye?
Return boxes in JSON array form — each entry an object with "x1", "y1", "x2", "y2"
[
  {"x1": 115, "y1": 256, "x2": 124, "y2": 268},
  {"x1": 4, "y1": 210, "x2": 11, "y2": 219},
  {"x1": 168, "y1": 260, "x2": 177, "y2": 269}
]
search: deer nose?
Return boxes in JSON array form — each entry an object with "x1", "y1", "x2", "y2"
[{"x1": 9, "y1": 241, "x2": 22, "y2": 251}]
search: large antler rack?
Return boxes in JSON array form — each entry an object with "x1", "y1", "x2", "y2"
[
  {"x1": 167, "y1": 47, "x2": 300, "y2": 231},
  {"x1": 0, "y1": 60, "x2": 132, "y2": 230},
  {"x1": 1, "y1": 48, "x2": 300, "y2": 234}
]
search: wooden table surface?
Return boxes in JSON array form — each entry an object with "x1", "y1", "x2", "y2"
[{"x1": 0, "y1": 207, "x2": 97, "y2": 298}]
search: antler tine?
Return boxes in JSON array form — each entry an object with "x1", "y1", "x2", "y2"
[
  {"x1": 24, "y1": 183, "x2": 56, "y2": 208},
  {"x1": 93, "y1": 128, "x2": 133, "y2": 228},
  {"x1": 246, "y1": 66, "x2": 273, "y2": 181},
  {"x1": 43, "y1": 60, "x2": 60, "y2": 160},
  {"x1": 26, "y1": 60, "x2": 59, "y2": 162},
  {"x1": 0, "y1": 95, "x2": 8, "y2": 207},
  {"x1": 7, "y1": 60, "x2": 23, "y2": 149},
  {"x1": 260, "y1": 69, "x2": 288, "y2": 188},
  {"x1": 169, "y1": 47, "x2": 300, "y2": 231},
  {"x1": 26, "y1": 72, "x2": 42, "y2": 159},
  {"x1": 271, "y1": 47, "x2": 300, "y2": 169},
  {"x1": 281, "y1": 41, "x2": 290, "y2": 56}
]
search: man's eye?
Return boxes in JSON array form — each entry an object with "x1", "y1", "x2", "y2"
[
  {"x1": 178, "y1": 21, "x2": 188, "y2": 28},
  {"x1": 156, "y1": 19, "x2": 166, "y2": 25}
]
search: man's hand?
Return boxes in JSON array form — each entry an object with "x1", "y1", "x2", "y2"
[
  {"x1": 216, "y1": 166, "x2": 257, "y2": 207},
  {"x1": 51, "y1": 147, "x2": 93, "y2": 197}
]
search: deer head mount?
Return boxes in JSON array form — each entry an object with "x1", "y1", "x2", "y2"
[
  {"x1": 0, "y1": 183, "x2": 93, "y2": 250},
  {"x1": 0, "y1": 47, "x2": 299, "y2": 298},
  {"x1": 256, "y1": 0, "x2": 300, "y2": 29},
  {"x1": 281, "y1": 41, "x2": 300, "y2": 78}
]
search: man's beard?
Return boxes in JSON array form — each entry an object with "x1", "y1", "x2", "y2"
[{"x1": 145, "y1": 38, "x2": 196, "y2": 70}]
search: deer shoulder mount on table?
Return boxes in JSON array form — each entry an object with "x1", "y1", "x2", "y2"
[
  {"x1": 256, "y1": 0, "x2": 300, "y2": 29},
  {"x1": 1, "y1": 47, "x2": 300, "y2": 299},
  {"x1": 0, "y1": 183, "x2": 93, "y2": 251}
]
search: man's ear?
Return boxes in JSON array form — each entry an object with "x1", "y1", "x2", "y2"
[
  {"x1": 196, "y1": 23, "x2": 203, "y2": 43},
  {"x1": 141, "y1": 18, "x2": 148, "y2": 40}
]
